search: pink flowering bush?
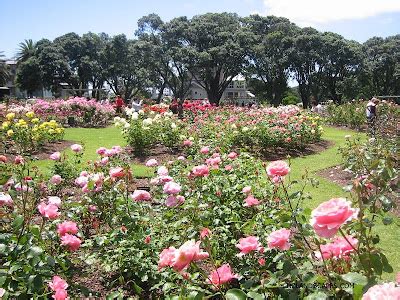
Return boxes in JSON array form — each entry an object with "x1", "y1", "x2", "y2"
[
  {"x1": 0, "y1": 131, "x2": 397, "y2": 299},
  {"x1": 32, "y1": 97, "x2": 115, "y2": 127}
]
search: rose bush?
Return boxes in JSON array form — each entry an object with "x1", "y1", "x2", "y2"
[{"x1": 0, "y1": 111, "x2": 64, "y2": 154}]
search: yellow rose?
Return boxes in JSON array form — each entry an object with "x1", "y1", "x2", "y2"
[
  {"x1": 48, "y1": 129, "x2": 55, "y2": 134},
  {"x1": 2, "y1": 122, "x2": 9, "y2": 129},
  {"x1": 25, "y1": 111, "x2": 35, "y2": 118},
  {"x1": 31, "y1": 118, "x2": 39, "y2": 123},
  {"x1": 6, "y1": 113, "x2": 15, "y2": 120},
  {"x1": 7, "y1": 129, "x2": 14, "y2": 136},
  {"x1": 55, "y1": 128, "x2": 63, "y2": 134}
]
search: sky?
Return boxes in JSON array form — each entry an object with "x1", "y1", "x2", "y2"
[{"x1": 1, "y1": 0, "x2": 399, "y2": 58}]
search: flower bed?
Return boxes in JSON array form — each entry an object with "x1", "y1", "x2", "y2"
[
  {"x1": 0, "y1": 111, "x2": 64, "y2": 155},
  {"x1": 116, "y1": 105, "x2": 323, "y2": 156},
  {"x1": 1, "y1": 97, "x2": 115, "y2": 128},
  {"x1": 0, "y1": 136, "x2": 398, "y2": 298}
]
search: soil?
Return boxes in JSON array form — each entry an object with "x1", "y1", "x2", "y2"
[
  {"x1": 318, "y1": 165, "x2": 400, "y2": 217},
  {"x1": 126, "y1": 144, "x2": 184, "y2": 166},
  {"x1": 317, "y1": 165, "x2": 353, "y2": 187},
  {"x1": 254, "y1": 140, "x2": 334, "y2": 161},
  {"x1": 2, "y1": 140, "x2": 75, "y2": 161}
]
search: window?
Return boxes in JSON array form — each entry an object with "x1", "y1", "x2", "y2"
[
  {"x1": 228, "y1": 82, "x2": 234, "y2": 89},
  {"x1": 236, "y1": 81, "x2": 245, "y2": 89}
]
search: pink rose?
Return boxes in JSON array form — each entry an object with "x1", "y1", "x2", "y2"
[
  {"x1": 177, "y1": 156, "x2": 186, "y2": 161},
  {"x1": 236, "y1": 236, "x2": 262, "y2": 255},
  {"x1": 70, "y1": 144, "x2": 83, "y2": 153},
  {"x1": 144, "y1": 235, "x2": 151, "y2": 244},
  {"x1": 267, "y1": 228, "x2": 291, "y2": 250},
  {"x1": 207, "y1": 264, "x2": 239, "y2": 285},
  {"x1": 228, "y1": 152, "x2": 238, "y2": 159},
  {"x1": 266, "y1": 160, "x2": 290, "y2": 177},
  {"x1": 158, "y1": 247, "x2": 177, "y2": 270},
  {"x1": 96, "y1": 147, "x2": 107, "y2": 155},
  {"x1": 200, "y1": 146, "x2": 209, "y2": 154},
  {"x1": 224, "y1": 165, "x2": 233, "y2": 171},
  {"x1": 166, "y1": 195, "x2": 178, "y2": 207},
  {"x1": 315, "y1": 236, "x2": 358, "y2": 260},
  {"x1": 242, "y1": 186, "x2": 251, "y2": 194},
  {"x1": 75, "y1": 176, "x2": 88, "y2": 187},
  {"x1": 157, "y1": 166, "x2": 169, "y2": 176},
  {"x1": 50, "y1": 175, "x2": 62, "y2": 185},
  {"x1": 310, "y1": 198, "x2": 359, "y2": 238},
  {"x1": 50, "y1": 152, "x2": 61, "y2": 161},
  {"x1": 109, "y1": 167, "x2": 124, "y2": 178},
  {"x1": 57, "y1": 221, "x2": 78, "y2": 237},
  {"x1": 88, "y1": 205, "x2": 97, "y2": 212},
  {"x1": 14, "y1": 155, "x2": 24, "y2": 165},
  {"x1": 53, "y1": 289, "x2": 68, "y2": 300},
  {"x1": 49, "y1": 276, "x2": 68, "y2": 291},
  {"x1": 131, "y1": 190, "x2": 151, "y2": 201},
  {"x1": 192, "y1": 165, "x2": 209, "y2": 177},
  {"x1": 101, "y1": 157, "x2": 109, "y2": 166},
  {"x1": 61, "y1": 234, "x2": 81, "y2": 251},
  {"x1": 244, "y1": 195, "x2": 260, "y2": 207},
  {"x1": 200, "y1": 227, "x2": 212, "y2": 239},
  {"x1": 163, "y1": 181, "x2": 181, "y2": 195},
  {"x1": 146, "y1": 159, "x2": 158, "y2": 167},
  {"x1": 362, "y1": 282, "x2": 400, "y2": 300},
  {"x1": 48, "y1": 196, "x2": 62, "y2": 207},
  {"x1": 38, "y1": 202, "x2": 60, "y2": 219},
  {"x1": 183, "y1": 140, "x2": 193, "y2": 147},
  {"x1": 0, "y1": 193, "x2": 13, "y2": 207},
  {"x1": 171, "y1": 240, "x2": 209, "y2": 271}
]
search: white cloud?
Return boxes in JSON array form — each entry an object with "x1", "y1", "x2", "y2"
[{"x1": 260, "y1": 0, "x2": 400, "y2": 26}]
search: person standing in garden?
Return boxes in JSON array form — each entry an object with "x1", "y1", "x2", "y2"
[
  {"x1": 366, "y1": 97, "x2": 379, "y2": 135},
  {"x1": 170, "y1": 98, "x2": 178, "y2": 114},
  {"x1": 114, "y1": 95, "x2": 125, "y2": 115},
  {"x1": 177, "y1": 98, "x2": 184, "y2": 119},
  {"x1": 132, "y1": 98, "x2": 143, "y2": 112}
]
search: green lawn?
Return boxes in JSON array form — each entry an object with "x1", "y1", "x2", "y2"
[{"x1": 35, "y1": 125, "x2": 399, "y2": 280}]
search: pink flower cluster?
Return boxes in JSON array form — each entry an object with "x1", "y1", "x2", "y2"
[
  {"x1": 267, "y1": 228, "x2": 291, "y2": 250},
  {"x1": 38, "y1": 197, "x2": 61, "y2": 219},
  {"x1": 207, "y1": 264, "x2": 239, "y2": 285},
  {"x1": 74, "y1": 171, "x2": 104, "y2": 193},
  {"x1": 0, "y1": 193, "x2": 13, "y2": 207},
  {"x1": 158, "y1": 240, "x2": 209, "y2": 272},
  {"x1": 315, "y1": 236, "x2": 358, "y2": 260},
  {"x1": 362, "y1": 282, "x2": 400, "y2": 300},
  {"x1": 48, "y1": 276, "x2": 68, "y2": 300}
]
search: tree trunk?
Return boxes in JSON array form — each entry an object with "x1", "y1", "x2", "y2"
[{"x1": 156, "y1": 83, "x2": 166, "y2": 103}]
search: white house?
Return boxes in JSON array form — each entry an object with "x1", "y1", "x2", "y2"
[{"x1": 187, "y1": 74, "x2": 256, "y2": 105}]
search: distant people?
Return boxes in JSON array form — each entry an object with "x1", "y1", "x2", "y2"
[
  {"x1": 366, "y1": 97, "x2": 379, "y2": 135},
  {"x1": 114, "y1": 95, "x2": 125, "y2": 114},
  {"x1": 132, "y1": 98, "x2": 143, "y2": 112},
  {"x1": 177, "y1": 98, "x2": 184, "y2": 119},
  {"x1": 170, "y1": 99, "x2": 178, "y2": 114},
  {"x1": 311, "y1": 100, "x2": 323, "y2": 114}
]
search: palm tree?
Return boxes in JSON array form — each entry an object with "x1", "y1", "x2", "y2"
[
  {"x1": 16, "y1": 39, "x2": 36, "y2": 63},
  {"x1": 0, "y1": 51, "x2": 10, "y2": 85}
]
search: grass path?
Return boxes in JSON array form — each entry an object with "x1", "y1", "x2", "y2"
[{"x1": 36, "y1": 125, "x2": 399, "y2": 280}]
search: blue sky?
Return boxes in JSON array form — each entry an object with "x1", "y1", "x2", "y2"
[{"x1": 1, "y1": 0, "x2": 399, "y2": 58}]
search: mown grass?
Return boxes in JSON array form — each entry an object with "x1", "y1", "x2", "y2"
[{"x1": 34, "y1": 125, "x2": 399, "y2": 280}]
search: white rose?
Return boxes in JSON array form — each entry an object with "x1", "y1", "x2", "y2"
[
  {"x1": 131, "y1": 112, "x2": 139, "y2": 120},
  {"x1": 139, "y1": 110, "x2": 145, "y2": 115}
]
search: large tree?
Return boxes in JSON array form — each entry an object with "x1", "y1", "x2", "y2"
[
  {"x1": 136, "y1": 14, "x2": 193, "y2": 102},
  {"x1": 174, "y1": 13, "x2": 250, "y2": 105},
  {"x1": 318, "y1": 32, "x2": 362, "y2": 103},
  {"x1": 15, "y1": 57, "x2": 42, "y2": 96},
  {"x1": 362, "y1": 35, "x2": 400, "y2": 96},
  {"x1": 103, "y1": 34, "x2": 150, "y2": 100},
  {"x1": 288, "y1": 27, "x2": 324, "y2": 108},
  {"x1": 246, "y1": 15, "x2": 296, "y2": 106}
]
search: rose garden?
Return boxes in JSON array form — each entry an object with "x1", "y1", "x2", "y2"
[
  {"x1": 0, "y1": 96, "x2": 398, "y2": 299},
  {"x1": 0, "y1": 9, "x2": 400, "y2": 300}
]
